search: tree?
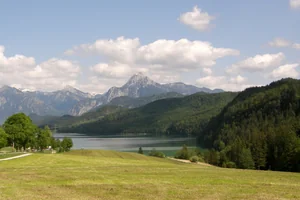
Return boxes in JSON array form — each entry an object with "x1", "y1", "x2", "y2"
[
  {"x1": 239, "y1": 148, "x2": 255, "y2": 169},
  {"x1": 50, "y1": 137, "x2": 58, "y2": 149},
  {"x1": 148, "y1": 148, "x2": 165, "y2": 158},
  {"x1": 37, "y1": 126, "x2": 52, "y2": 150},
  {"x1": 0, "y1": 127, "x2": 8, "y2": 148},
  {"x1": 61, "y1": 137, "x2": 73, "y2": 152},
  {"x1": 138, "y1": 147, "x2": 143, "y2": 154},
  {"x1": 3, "y1": 113, "x2": 36, "y2": 150},
  {"x1": 175, "y1": 144, "x2": 190, "y2": 159}
]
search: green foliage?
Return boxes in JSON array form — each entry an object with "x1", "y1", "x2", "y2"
[
  {"x1": 1, "y1": 113, "x2": 73, "y2": 153},
  {"x1": 148, "y1": 148, "x2": 165, "y2": 158},
  {"x1": 199, "y1": 78, "x2": 300, "y2": 172},
  {"x1": 225, "y1": 162, "x2": 236, "y2": 168},
  {"x1": 239, "y1": 148, "x2": 255, "y2": 169},
  {"x1": 204, "y1": 149, "x2": 220, "y2": 165},
  {"x1": 32, "y1": 105, "x2": 128, "y2": 129},
  {"x1": 37, "y1": 126, "x2": 52, "y2": 150},
  {"x1": 0, "y1": 127, "x2": 8, "y2": 148},
  {"x1": 138, "y1": 147, "x2": 143, "y2": 154},
  {"x1": 61, "y1": 137, "x2": 73, "y2": 152},
  {"x1": 58, "y1": 92, "x2": 237, "y2": 136},
  {"x1": 174, "y1": 144, "x2": 190, "y2": 159},
  {"x1": 3, "y1": 113, "x2": 37, "y2": 150},
  {"x1": 189, "y1": 156, "x2": 199, "y2": 163}
]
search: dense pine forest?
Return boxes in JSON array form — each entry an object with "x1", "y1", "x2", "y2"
[{"x1": 199, "y1": 78, "x2": 300, "y2": 172}]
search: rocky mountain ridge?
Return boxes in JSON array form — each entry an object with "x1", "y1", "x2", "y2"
[{"x1": 0, "y1": 73, "x2": 224, "y2": 123}]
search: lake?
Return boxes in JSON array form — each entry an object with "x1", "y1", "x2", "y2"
[{"x1": 54, "y1": 133, "x2": 197, "y2": 156}]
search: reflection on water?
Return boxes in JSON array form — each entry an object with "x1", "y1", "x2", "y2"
[{"x1": 54, "y1": 133, "x2": 196, "y2": 155}]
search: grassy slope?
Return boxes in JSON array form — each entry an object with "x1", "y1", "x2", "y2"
[{"x1": 0, "y1": 150, "x2": 300, "y2": 200}]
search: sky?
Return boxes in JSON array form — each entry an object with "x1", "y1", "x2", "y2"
[{"x1": 0, "y1": 0, "x2": 299, "y2": 93}]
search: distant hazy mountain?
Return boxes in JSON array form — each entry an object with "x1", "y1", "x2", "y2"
[
  {"x1": 69, "y1": 73, "x2": 223, "y2": 115},
  {"x1": 0, "y1": 73, "x2": 223, "y2": 123},
  {"x1": 0, "y1": 85, "x2": 91, "y2": 123},
  {"x1": 0, "y1": 86, "x2": 59, "y2": 123}
]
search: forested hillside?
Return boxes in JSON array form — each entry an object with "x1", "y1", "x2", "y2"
[
  {"x1": 199, "y1": 78, "x2": 300, "y2": 172},
  {"x1": 31, "y1": 105, "x2": 127, "y2": 128},
  {"x1": 58, "y1": 92, "x2": 237, "y2": 136}
]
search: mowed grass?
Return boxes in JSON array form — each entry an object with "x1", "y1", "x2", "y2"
[
  {"x1": 0, "y1": 152, "x2": 25, "y2": 159},
  {"x1": 0, "y1": 150, "x2": 300, "y2": 200}
]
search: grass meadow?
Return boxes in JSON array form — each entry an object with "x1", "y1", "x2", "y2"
[{"x1": 0, "y1": 150, "x2": 300, "y2": 200}]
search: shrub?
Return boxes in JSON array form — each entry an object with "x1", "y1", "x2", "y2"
[
  {"x1": 149, "y1": 148, "x2": 165, "y2": 158},
  {"x1": 138, "y1": 147, "x2": 143, "y2": 154},
  {"x1": 190, "y1": 156, "x2": 199, "y2": 163},
  {"x1": 226, "y1": 162, "x2": 236, "y2": 168},
  {"x1": 174, "y1": 144, "x2": 190, "y2": 159}
]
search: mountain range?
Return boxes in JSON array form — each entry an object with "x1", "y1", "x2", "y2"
[{"x1": 0, "y1": 73, "x2": 223, "y2": 123}]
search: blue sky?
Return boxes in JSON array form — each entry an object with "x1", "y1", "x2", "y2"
[{"x1": 0, "y1": 0, "x2": 299, "y2": 93}]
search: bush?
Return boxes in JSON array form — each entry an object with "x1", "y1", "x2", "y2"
[
  {"x1": 226, "y1": 162, "x2": 236, "y2": 168},
  {"x1": 149, "y1": 148, "x2": 165, "y2": 158},
  {"x1": 61, "y1": 137, "x2": 73, "y2": 152},
  {"x1": 190, "y1": 156, "x2": 199, "y2": 163},
  {"x1": 138, "y1": 147, "x2": 143, "y2": 154},
  {"x1": 174, "y1": 144, "x2": 190, "y2": 159},
  {"x1": 204, "y1": 149, "x2": 220, "y2": 165}
]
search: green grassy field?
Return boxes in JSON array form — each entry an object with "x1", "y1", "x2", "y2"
[
  {"x1": 0, "y1": 152, "x2": 25, "y2": 159},
  {"x1": 0, "y1": 150, "x2": 300, "y2": 200}
]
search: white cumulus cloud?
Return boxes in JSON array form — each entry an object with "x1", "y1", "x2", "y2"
[
  {"x1": 227, "y1": 52, "x2": 285, "y2": 73},
  {"x1": 290, "y1": 0, "x2": 300, "y2": 9},
  {"x1": 293, "y1": 43, "x2": 300, "y2": 49},
  {"x1": 66, "y1": 37, "x2": 239, "y2": 86},
  {"x1": 178, "y1": 6, "x2": 215, "y2": 31},
  {"x1": 136, "y1": 39, "x2": 239, "y2": 69},
  {"x1": 268, "y1": 38, "x2": 291, "y2": 47},
  {"x1": 270, "y1": 63, "x2": 299, "y2": 79},
  {"x1": 202, "y1": 68, "x2": 213, "y2": 75},
  {"x1": 0, "y1": 46, "x2": 81, "y2": 91},
  {"x1": 196, "y1": 75, "x2": 252, "y2": 91}
]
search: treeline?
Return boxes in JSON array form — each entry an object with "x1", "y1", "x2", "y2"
[
  {"x1": 199, "y1": 78, "x2": 300, "y2": 172},
  {"x1": 58, "y1": 92, "x2": 237, "y2": 136},
  {"x1": 0, "y1": 113, "x2": 73, "y2": 152}
]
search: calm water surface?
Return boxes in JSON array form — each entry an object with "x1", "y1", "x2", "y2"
[{"x1": 54, "y1": 133, "x2": 196, "y2": 156}]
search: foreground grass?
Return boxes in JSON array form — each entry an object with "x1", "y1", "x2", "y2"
[
  {"x1": 0, "y1": 152, "x2": 25, "y2": 159},
  {"x1": 0, "y1": 150, "x2": 300, "y2": 200}
]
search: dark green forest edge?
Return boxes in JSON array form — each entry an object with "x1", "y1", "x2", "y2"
[{"x1": 199, "y1": 78, "x2": 300, "y2": 172}]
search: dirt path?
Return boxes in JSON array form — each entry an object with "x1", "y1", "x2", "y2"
[
  {"x1": 0, "y1": 153, "x2": 32, "y2": 162},
  {"x1": 168, "y1": 157, "x2": 212, "y2": 167}
]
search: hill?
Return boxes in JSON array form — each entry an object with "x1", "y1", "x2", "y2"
[
  {"x1": 58, "y1": 92, "x2": 237, "y2": 136},
  {"x1": 31, "y1": 105, "x2": 127, "y2": 128},
  {"x1": 199, "y1": 78, "x2": 300, "y2": 172},
  {"x1": 0, "y1": 150, "x2": 300, "y2": 199}
]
